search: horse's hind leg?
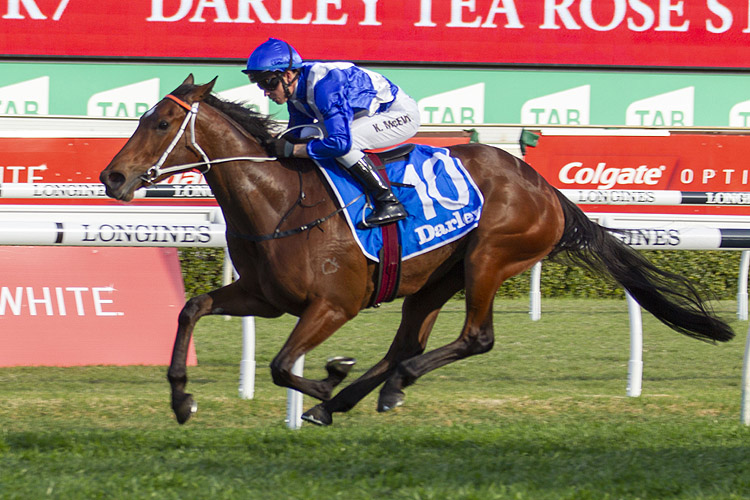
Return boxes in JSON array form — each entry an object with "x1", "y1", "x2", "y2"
[
  {"x1": 168, "y1": 280, "x2": 279, "y2": 424},
  {"x1": 302, "y1": 265, "x2": 464, "y2": 426},
  {"x1": 378, "y1": 251, "x2": 537, "y2": 412}
]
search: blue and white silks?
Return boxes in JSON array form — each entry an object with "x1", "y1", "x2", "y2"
[
  {"x1": 288, "y1": 62, "x2": 399, "y2": 160},
  {"x1": 316, "y1": 144, "x2": 484, "y2": 262}
]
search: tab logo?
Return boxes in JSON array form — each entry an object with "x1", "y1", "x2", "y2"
[
  {"x1": 626, "y1": 87, "x2": 694, "y2": 126},
  {"x1": 729, "y1": 99, "x2": 750, "y2": 127},
  {"x1": 217, "y1": 84, "x2": 269, "y2": 115},
  {"x1": 419, "y1": 83, "x2": 485, "y2": 124},
  {"x1": 521, "y1": 85, "x2": 590, "y2": 126},
  {"x1": 0, "y1": 76, "x2": 49, "y2": 115},
  {"x1": 87, "y1": 79, "x2": 160, "y2": 118}
]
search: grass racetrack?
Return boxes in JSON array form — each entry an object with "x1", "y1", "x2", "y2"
[{"x1": 2, "y1": 298, "x2": 750, "y2": 499}]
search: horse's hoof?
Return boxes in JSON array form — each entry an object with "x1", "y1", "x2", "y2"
[
  {"x1": 301, "y1": 404, "x2": 333, "y2": 426},
  {"x1": 325, "y1": 356, "x2": 356, "y2": 378},
  {"x1": 377, "y1": 389, "x2": 405, "y2": 413},
  {"x1": 172, "y1": 393, "x2": 197, "y2": 425}
]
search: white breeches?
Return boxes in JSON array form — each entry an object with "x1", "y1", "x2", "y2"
[{"x1": 337, "y1": 90, "x2": 421, "y2": 168}]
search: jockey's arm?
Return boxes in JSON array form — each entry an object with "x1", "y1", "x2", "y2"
[
  {"x1": 304, "y1": 114, "x2": 351, "y2": 159},
  {"x1": 302, "y1": 70, "x2": 355, "y2": 160}
]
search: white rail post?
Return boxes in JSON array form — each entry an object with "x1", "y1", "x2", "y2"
[
  {"x1": 741, "y1": 323, "x2": 750, "y2": 425},
  {"x1": 738, "y1": 251, "x2": 750, "y2": 321},
  {"x1": 222, "y1": 246, "x2": 234, "y2": 321},
  {"x1": 238, "y1": 316, "x2": 256, "y2": 400},
  {"x1": 529, "y1": 261, "x2": 542, "y2": 321},
  {"x1": 286, "y1": 355, "x2": 305, "y2": 429},
  {"x1": 231, "y1": 255, "x2": 256, "y2": 400},
  {"x1": 626, "y1": 292, "x2": 643, "y2": 397}
]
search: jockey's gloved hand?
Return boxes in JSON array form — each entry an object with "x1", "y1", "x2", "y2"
[{"x1": 271, "y1": 138, "x2": 295, "y2": 158}]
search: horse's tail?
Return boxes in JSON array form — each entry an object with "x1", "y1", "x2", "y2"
[{"x1": 549, "y1": 190, "x2": 734, "y2": 343}]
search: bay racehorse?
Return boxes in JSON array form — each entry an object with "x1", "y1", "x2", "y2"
[{"x1": 100, "y1": 75, "x2": 734, "y2": 426}]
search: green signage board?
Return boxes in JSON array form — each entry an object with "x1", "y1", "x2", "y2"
[{"x1": 2, "y1": 61, "x2": 749, "y2": 128}]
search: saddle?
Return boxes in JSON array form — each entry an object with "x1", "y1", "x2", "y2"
[
  {"x1": 313, "y1": 143, "x2": 483, "y2": 308},
  {"x1": 369, "y1": 143, "x2": 415, "y2": 165}
]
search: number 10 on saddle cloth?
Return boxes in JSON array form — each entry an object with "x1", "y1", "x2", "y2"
[{"x1": 316, "y1": 144, "x2": 485, "y2": 262}]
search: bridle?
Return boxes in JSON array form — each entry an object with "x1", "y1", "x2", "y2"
[
  {"x1": 139, "y1": 92, "x2": 356, "y2": 241},
  {"x1": 140, "y1": 94, "x2": 276, "y2": 185}
]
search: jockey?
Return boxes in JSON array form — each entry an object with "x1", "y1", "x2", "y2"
[{"x1": 243, "y1": 37, "x2": 421, "y2": 228}]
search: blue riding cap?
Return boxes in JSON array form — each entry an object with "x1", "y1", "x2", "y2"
[{"x1": 243, "y1": 38, "x2": 303, "y2": 74}]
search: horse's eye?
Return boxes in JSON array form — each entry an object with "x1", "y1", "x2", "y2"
[{"x1": 158, "y1": 120, "x2": 169, "y2": 130}]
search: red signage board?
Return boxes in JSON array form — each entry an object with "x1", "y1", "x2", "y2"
[
  {"x1": 1, "y1": 1, "x2": 750, "y2": 68},
  {"x1": 524, "y1": 133, "x2": 750, "y2": 216},
  {"x1": 0, "y1": 138, "x2": 213, "y2": 205},
  {"x1": 0, "y1": 246, "x2": 196, "y2": 366},
  {"x1": 0, "y1": 134, "x2": 471, "y2": 205}
]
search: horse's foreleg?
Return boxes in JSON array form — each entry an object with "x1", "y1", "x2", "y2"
[
  {"x1": 269, "y1": 299, "x2": 354, "y2": 401},
  {"x1": 168, "y1": 294, "x2": 210, "y2": 424},
  {"x1": 168, "y1": 280, "x2": 279, "y2": 424},
  {"x1": 302, "y1": 266, "x2": 464, "y2": 426}
]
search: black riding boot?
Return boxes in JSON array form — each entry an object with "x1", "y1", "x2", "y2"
[{"x1": 347, "y1": 157, "x2": 407, "y2": 228}]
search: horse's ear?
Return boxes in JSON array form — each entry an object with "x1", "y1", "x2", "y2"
[
  {"x1": 194, "y1": 76, "x2": 218, "y2": 101},
  {"x1": 183, "y1": 74, "x2": 195, "y2": 86}
]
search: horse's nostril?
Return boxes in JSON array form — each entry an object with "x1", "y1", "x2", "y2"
[{"x1": 102, "y1": 171, "x2": 126, "y2": 188}]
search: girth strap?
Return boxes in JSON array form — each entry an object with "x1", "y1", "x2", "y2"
[{"x1": 367, "y1": 153, "x2": 402, "y2": 308}]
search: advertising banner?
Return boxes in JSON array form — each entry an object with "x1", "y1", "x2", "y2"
[
  {"x1": 4, "y1": 62, "x2": 750, "y2": 129},
  {"x1": 0, "y1": 246, "x2": 196, "y2": 366},
  {"x1": 0, "y1": 132, "x2": 469, "y2": 207},
  {"x1": 2, "y1": 1, "x2": 750, "y2": 68},
  {"x1": 524, "y1": 133, "x2": 750, "y2": 216},
  {"x1": 0, "y1": 137, "x2": 216, "y2": 205}
]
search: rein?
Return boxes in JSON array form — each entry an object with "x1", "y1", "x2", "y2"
[
  {"x1": 140, "y1": 94, "x2": 276, "y2": 185},
  {"x1": 227, "y1": 190, "x2": 364, "y2": 242},
  {"x1": 146, "y1": 93, "x2": 357, "y2": 241}
]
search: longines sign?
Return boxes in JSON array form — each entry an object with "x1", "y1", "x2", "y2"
[{"x1": 2, "y1": 0, "x2": 750, "y2": 67}]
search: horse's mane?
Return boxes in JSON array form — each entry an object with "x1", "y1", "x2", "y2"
[{"x1": 173, "y1": 83, "x2": 277, "y2": 152}]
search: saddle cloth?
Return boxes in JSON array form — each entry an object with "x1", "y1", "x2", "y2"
[{"x1": 314, "y1": 144, "x2": 484, "y2": 262}]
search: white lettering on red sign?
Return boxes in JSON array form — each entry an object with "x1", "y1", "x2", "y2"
[
  {"x1": 561, "y1": 163, "x2": 750, "y2": 190},
  {"x1": 1, "y1": 0, "x2": 70, "y2": 20},
  {"x1": 679, "y1": 167, "x2": 750, "y2": 186},
  {"x1": 0, "y1": 286, "x2": 124, "y2": 317},
  {"x1": 126, "y1": 0, "x2": 750, "y2": 33},
  {"x1": 539, "y1": 0, "x2": 691, "y2": 32},
  {"x1": 558, "y1": 161, "x2": 666, "y2": 189},
  {"x1": 415, "y1": 0, "x2": 750, "y2": 33},
  {"x1": 164, "y1": 171, "x2": 206, "y2": 184},
  {"x1": 0, "y1": 0, "x2": 746, "y2": 33},
  {"x1": 146, "y1": 0, "x2": 361, "y2": 24},
  {"x1": 0, "y1": 164, "x2": 47, "y2": 183}
]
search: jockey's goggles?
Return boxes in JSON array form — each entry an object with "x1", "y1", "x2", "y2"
[{"x1": 249, "y1": 71, "x2": 281, "y2": 92}]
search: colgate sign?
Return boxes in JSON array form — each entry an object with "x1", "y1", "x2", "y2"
[
  {"x1": 558, "y1": 160, "x2": 669, "y2": 190},
  {"x1": 524, "y1": 133, "x2": 750, "y2": 215}
]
